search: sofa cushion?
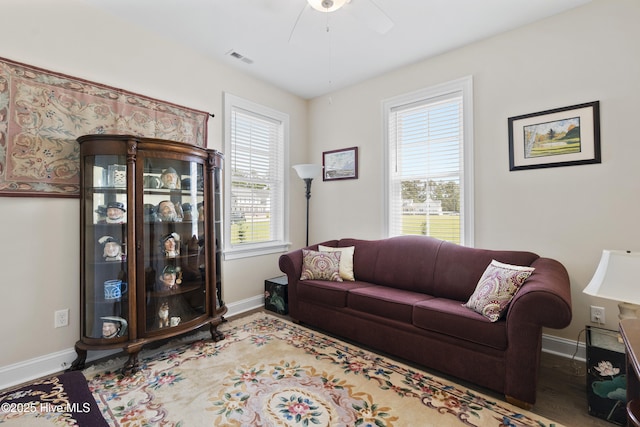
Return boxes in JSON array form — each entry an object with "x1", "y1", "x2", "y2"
[
  {"x1": 348, "y1": 285, "x2": 434, "y2": 323},
  {"x1": 298, "y1": 280, "x2": 373, "y2": 308},
  {"x1": 338, "y1": 236, "x2": 442, "y2": 293},
  {"x1": 432, "y1": 241, "x2": 539, "y2": 301},
  {"x1": 413, "y1": 298, "x2": 508, "y2": 350},
  {"x1": 300, "y1": 249, "x2": 342, "y2": 282},
  {"x1": 319, "y1": 245, "x2": 355, "y2": 281},
  {"x1": 463, "y1": 260, "x2": 535, "y2": 322}
]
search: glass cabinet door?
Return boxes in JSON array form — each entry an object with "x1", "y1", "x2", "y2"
[
  {"x1": 141, "y1": 156, "x2": 207, "y2": 334},
  {"x1": 82, "y1": 154, "x2": 129, "y2": 341}
]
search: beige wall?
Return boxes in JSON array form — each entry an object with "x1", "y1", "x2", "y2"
[
  {"x1": 307, "y1": 0, "x2": 640, "y2": 342},
  {"x1": 0, "y1": 0, "x2": 637, "y2": 375},
  {"x1": 0, "y1": 0, "x2": 309, "y2": 369}
]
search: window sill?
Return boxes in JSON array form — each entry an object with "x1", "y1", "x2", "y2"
[{"x1": 223, "y1": 241, "x2": 291, "y2": 260}]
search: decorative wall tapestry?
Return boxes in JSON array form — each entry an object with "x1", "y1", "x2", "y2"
[{"x1": 0, "y1": 57, "x2": 209, "y2": 197}]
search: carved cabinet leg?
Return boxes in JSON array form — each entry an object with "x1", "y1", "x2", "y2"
[
  {"x1": 210, "y1": 320, "x2": 225, "y2": 342},
  {"x1": 122, "y1": 348, "x2": 142, "y2": 374},
  {"x1": 68, "y1": 346, "x2": 87, "y2": 371}
]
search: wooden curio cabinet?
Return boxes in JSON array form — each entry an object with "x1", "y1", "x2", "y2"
[{"x1": 71, "y1": 135, "x2": 226, "y2": 373}]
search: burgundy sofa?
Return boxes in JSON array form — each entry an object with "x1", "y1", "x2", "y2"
[{"x1": 278, "y1": 236, "x2": 572, "y2": 408}]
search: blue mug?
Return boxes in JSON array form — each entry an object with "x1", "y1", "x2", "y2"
[{"x1": 104, "y1": 280, "x2": 128, "y2": 300}]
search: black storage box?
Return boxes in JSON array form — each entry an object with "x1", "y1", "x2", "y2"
[
  {"x1": 586, "y1": 325, "x2": 626, "y2": 425},
  {"x1": 265, "y1": 276, "x2": 288, "y2": 315}
]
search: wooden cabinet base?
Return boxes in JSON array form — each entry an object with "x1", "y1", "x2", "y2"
[{"x1": 70, "y1": 313, "x2": 226, "y2": 374}]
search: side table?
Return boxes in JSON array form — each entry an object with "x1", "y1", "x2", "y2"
[
  {"x1": 265, "y1": 276, "x2": 288, "y2": 315},
  {"x1": 619, "y1": 319, "x2": 640, "y2": 426},
  {"x1": 586, "y1": 325, "x2": 626, "y2": 425}
]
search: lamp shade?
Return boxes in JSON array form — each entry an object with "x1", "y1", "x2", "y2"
[
  {"x1": 292, "y1": 164, "x2": 322, "y2": 180},
  {"x1": 583, "y1": 250, "x2": 640, "y2": 305}
]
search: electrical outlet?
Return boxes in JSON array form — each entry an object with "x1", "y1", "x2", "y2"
[
  {"x1": 590, "y1": 305, "x2": 605, "y2": 324},
  {"x1": 54, "y1": 309, "x2": 69, "y2": 328}
]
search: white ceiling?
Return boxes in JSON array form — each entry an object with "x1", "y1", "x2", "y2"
[{"x1": 83, "y1": 0, "x2": 592, "y2": 99}]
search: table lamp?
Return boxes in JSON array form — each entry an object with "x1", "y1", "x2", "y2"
[{"x1": 583, "y1": 249, "x2": 640, "y2": 320}]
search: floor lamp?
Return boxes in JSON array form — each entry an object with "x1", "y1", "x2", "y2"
[{"x1": 292, "y1": 164, "x2": 322, "y2": 246}]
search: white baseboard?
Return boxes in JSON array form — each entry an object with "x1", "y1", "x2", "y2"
[
  {"x1": 0, "y1": 348, "x2": 78, "y2": 391},
  {"x1": 542, "y1": 333, "x2": 586, "y2": 362},
  {"x1": 225, "y1": 294, "x2": 265, "y2": 318},
  {"x1": 0, "y1": 294, "x2": 583, "y2": 391}
]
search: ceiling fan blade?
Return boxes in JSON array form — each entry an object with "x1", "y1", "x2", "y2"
[
  {"x1": 288, "y1": 3, "x2": 312, "y2": 44},
  {"x1": 345, "y1": 0, "x2": 394, "y2": 35}
]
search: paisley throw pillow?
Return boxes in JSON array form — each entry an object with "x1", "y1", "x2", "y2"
[
  {"x1": 463, "y1": 260, "x2": 534, "y2": 322},
  {"x1": 300, "y1": 249, "x2": 343, "y2": 282}
]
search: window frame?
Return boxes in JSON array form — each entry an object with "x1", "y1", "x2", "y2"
[
  {"x1": 382, "y1": 76, "x2": 474, "y2": 246},
  {"x1": 223, "y1": 93, "x2": 290, "y2": 260}
]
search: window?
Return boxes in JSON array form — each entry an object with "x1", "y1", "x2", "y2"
[
  {"x1": 383, "y1": 76, "x2": 474, "y2": 246},
  {"x1": 224, "y1": 93, "x2": 289, "y2": 259}
]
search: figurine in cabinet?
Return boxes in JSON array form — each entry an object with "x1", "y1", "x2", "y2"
[
  {"x1": 160, "y1": 167, "x2": 180, "y2": 189},
  {"x1": 182, "y1": 203, "x2": 196, "y2": 221},
  {"x1": 157, "y1": 200, "x2": 179, "y2": 222},
  {"x1": 160, "y1": 232, "x2": 180, "y2": 258},
  {"x1": 99, "y1": 235, "x2": 124, "y2": 261},
  {"x1": 100, "y1": 201, "x2": 126, "y2": 224},
  {"x1": 95, "y1": 205, "x2": 107, "y2": 222},
  {"x1": 174, "y1": 202, "x2": 184, "y2": 220},
  {"x1": 143, "y1": 204, "x2": 157, "y2": 222},
  {"x1": 101, "y1": 316, "x2": 128, "y2": 338},
  {"x1": 197, "y1": 202, "x2": 204, "y2": 221},
  {"x1": 158, "y1": 302, "x2": 170, "y2": 328},
  {"x1": 158, "y1": 265, "x2": 181, "y2": 291},
  {"x1": 181, "y1": 177, "x2": 203, "y2": 191},
  {"x1": 143, "y1": 174, "x2": 161, "y2": 189}
]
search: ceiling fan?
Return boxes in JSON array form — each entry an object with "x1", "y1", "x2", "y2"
[{"x1": 288, "y1": 0, "x2": 394, "y2": 44}]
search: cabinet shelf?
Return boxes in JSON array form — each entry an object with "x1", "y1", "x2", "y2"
[
  {"x1": 147, "y1": 283, "x2": 203, "y2": 298},
  {"x1": 88, "y1": 187, "x2": 128, "y2": 192},
  {"x1": 143, "y1": 189, "x2": 204, "y2": 196},
  {"x1": 72, "y1": 134, "x2": 226, "y2": 374}
]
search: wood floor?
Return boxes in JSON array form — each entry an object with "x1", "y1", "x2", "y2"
[
  {"x1": 532, "y1": 351, "x2": 615, "y2": 427},
  {"x1": 414, "y1": 347, "x2": 614, "y2": 426}
]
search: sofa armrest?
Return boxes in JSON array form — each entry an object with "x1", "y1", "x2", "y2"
[
  {"x1": 278, "y1": 240, "x2": 339, "y2": 319},
  {"x1": 279, "y1": 249, "x2": 304, "y2": 285},
  {"x1": 503, "y1": 257, "x2": 572, "y2": 404},
  {"x1": 506, "y1": 257, "x2": 572, "y2": 329}
]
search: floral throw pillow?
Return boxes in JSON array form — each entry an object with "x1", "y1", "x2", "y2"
[
  {"x1": 463, "y1": 260, "x2": 535, "y2": 322},
  {"x1": 300, "y1": 249, "x2": 343, "y2": 282}
]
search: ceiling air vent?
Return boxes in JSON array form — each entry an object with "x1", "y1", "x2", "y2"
[{"x1": 227, "y1": 50, "x2": 254, "y2": 65}]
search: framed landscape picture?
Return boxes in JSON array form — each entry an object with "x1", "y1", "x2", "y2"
[
  {"x1": 323, "y1": 146, "x2": 358, "y2": 181},
  {"x1": 508, "y1": 101, "x2": 600, "y2": 171}
]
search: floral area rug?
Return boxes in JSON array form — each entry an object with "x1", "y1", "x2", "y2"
[
  {"x1": 84, "y1": 313, "x2": 563, "y2": 426},
  {"x1": 0, "y1": 370, "x2": 109, "y2": 426}
]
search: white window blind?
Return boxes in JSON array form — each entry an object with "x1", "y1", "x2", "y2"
[
  {"x1": 224, "y1": 93, "x2": 289, "y2": 259},
  {"x1": 384, "y1": 77, "x2": 473, "y2": 245}
]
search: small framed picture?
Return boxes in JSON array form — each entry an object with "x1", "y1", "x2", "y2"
[
  {"x1": 323, "y1": 147, "x2": 358, "y2": 181},
  {"x1": 508, "y1": 101, "x2": 601, "y2": 171}
]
